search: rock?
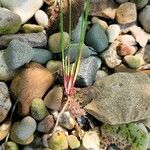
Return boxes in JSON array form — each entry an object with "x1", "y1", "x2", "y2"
[
  {"x1": 11, "y1": 62, "x2": 54, "y2": 116},
  {"x1": 35, "y1": 10, "x2": 49, "y2": 27},
  {"x1": 44, "y1": 86, "x2": 63, "y2": 110},
  {"x1": 132, "y1": 0, "x2": 149, "y2": 9},
  {"x1": 46, "y1": 60, "x2": 62, "y2": 73},
  {"x1": 117, "y1": 34, "x2": 136, "y2": 46},
  {"x1": 115, "y1": 0, "x2": 128, "y2": 3},
  {"x1": 122, "y1": 25, "x2": 149, "y2": 47},
  {"x1": 48, "y1": 131, "x2": 68, "y2": 150},
  {"x1": 117, "y1": 44, "x2": 137, "y2": 56},
  {"x1": 20, "y1": 24, "x2": 44, "y2": 33},
  {"x1": 91, "y1": 17, "x2": 108, "y2": 30},
  {"x1": 0, "y1": 0, "x2": 43, "y2": 23},
  {"x1": 89, "y1": 0, "x2": 117, "y2": 19},
  {"x1": 65, "y1": 43, "x2": 97, "y2": 63},
  {"x1": 85, "y1": 23, "x2": 109, "y2": 53},
  {"x1": 37, "y1": 115, "x2": 54, "y2": 133},
  {"x1": 116, "y1": 2, "x2": 137, "y2": 24},
  {"x1": 32, "y1": 48, "x2": 52, "y2": 64},
  {"x1": 0, "y1": 8, "x2": 21, "y2": 34},
  {"x1": 95, "y1": 70, "x2": 108, "y2": 81},
  {"x1": 0, "y1": 121, "x2": 11, "y2": 141},
  {"x1": 0, "y1": 82, "x2": 12, "y2": 123},
  {"x1": 10, "y1": 116, "x2": 36, "y2": 145},
  {"x1": 107, "y1": 24, "x2": 120, "y2": 43},
  {"x1": 0, "y1": 32, "x2": 47, "y2": 49},
  {"x1": 71, "y1": 16, "x2": 82, "y2": 42},
  {"x1": 123, "y1": 55, "x2": 144, "y2": 69},
  {"x1": 67, "y1": 135, "x2": 80, "y2": 149},
  {"x1": 0, "y1": 50, "x2": 17, "y2": 81},
  {"x1": 48, "y1": 32, "x2": 70, "y2": 53},
  {"x1": 100, "y1": 41, "x2": 122, "y2": 68},
  {"x1": 5, "y1": 39, "x2": 34, "y2": 70},
  {"x1": 85, "y1": 72, "x2": 150, "y2": 124},
  {"x1": 30, "y1": 98, "x2": 49, "y2": 121},
  {"x1": 143, "y1": 45, "x2": 150, "y2": 63},
  {"x1": 138, "y1": 6, "x2": 150, "y2": 33},
  {"x1": 58, "y1": 111, "x2": 76, "y2": 130},
  {"x1": 5, "y1": 141, "x2": 19, "y2": 150},
  {"x1": 82, "y1": 129, "x2": 100, "y2": 150},
  {"x1": 76, "y1": 56, "x2": 102, "y2": 86},
  {"x1": 101, "y1": 123, "x2": 149, "y2": 150},
  {"x1": 44, "y1": 0, "x2": 55, "y2": 5}
]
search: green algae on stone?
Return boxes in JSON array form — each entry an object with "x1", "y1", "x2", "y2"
[
  {"x1": 31, "y1": 98, "x2": 49, "y2": 121},
  {"x1": 101, "y1": 123, "x2": 150, "y2": 150},
  {"x1": 5, "y1": 141, "x2": 19, "y2": 150}
]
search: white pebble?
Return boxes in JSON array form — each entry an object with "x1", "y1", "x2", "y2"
[{"x1": 35, "y1": 10, "x2": 48, "y2": 27}]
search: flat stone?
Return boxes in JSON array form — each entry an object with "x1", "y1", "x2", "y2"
[
  {"x1": 143, "y1": 45, "x2": 150, "y2": 63},
  {"x1": 76, "y1": 56, "x2": 101, "y2": 86},
  {"x1": 0, "y1": 32, "x2": 47, "y2": 49},
  {"x1": 116, "y1": 2, "x2": 137, "y2": 24},
  {"x1": 85, "y1": 72, "x2": 150, "y2": 125}
]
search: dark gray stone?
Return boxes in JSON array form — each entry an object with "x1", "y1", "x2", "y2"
[
  {"x1": 76, "y1": 56, "x2": 101, "y2": 86},
  {"x1": 85, "y1": 23, "x2": 109, "y2": 53},
  {"x1": 65, "y1": 43, "x2": 97, "y2": 63},
  {"x1": 32, "y1": 48, "x2": 52, "y2": 64},
  {"x1": 0, "y1": 32, "x2": 47, "y2": 49},
  {"x1": 5, "y1": 39, "x2": 34, "y2": 69}
]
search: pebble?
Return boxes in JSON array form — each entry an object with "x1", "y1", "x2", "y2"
[
  {"x1": 35, "y1": 10, "x2": 49, "y2": 27},
  {"x1": 20, "y1": 24, "x2": 44, "y2": 33},
  {"x1": 58, "y1": 111, "x2": 76, "y2": 130},
  {"x1": 123, "y1": 55, "x2": 144, "y2": 69},
  {"x1": 32, "y1": 48, "x2": 52, "y2": 64},
  {"x1": 117, "y1": 34, "x2": 136, "y2": 46},
  {"x1": 44, "y1": 86, "x2": 63, "y2": 110},
  {"x1": 95, "y1": 70, "x2": 108, "y2": 81},
  {"x1": 143, "y1": 45, "x2": 150, "y2": 63},
  {"x1": 85, "y1": 23, "x2": 109, "y2": 53},
  {"x1": 46, "y1": 60, "x2": 62, "y2": 73},
  {"x1": 138, "y1": 5, "x2": 150, "y2": 33},
  {"x1": 0, "y1": 0, "x2": 43, "y2": 23},
  {"x1": 116, "y1": 2, "x2": 137, "y2": 24},
  {"x1": 0, "y1": 121, "x2": 11, "y2": 141},
  {"x1": 0, "y1": 82, "x2": 12, "y2": 123},
  {"x1": 30, "y1": 98, "x2": 49, "y2": 121},
  {"x1": 106, "y1": 24, "x2": 120, "y2": 43},
  {"x1": 0, "y1": 50, "x2": 17, "y2": 81},
  {"x1": 48, "y1": 32, "x2": 70, "y2": 53},
  {"x1": 5, "y1": 141, "x2": 19, "y2": 150},
  {"x1": 10, "y1": 116, "x2": 36, "y2": 145},
  {"x1": 0, "y1": 8, "x2": 21, "y2": 34},
  {"x1": 5, "y1": 39, "x2": 34, "y2": 70},
  {"x1": 10, "y1": 62, "x2": 54, "y2": 116},
  {"x1": 67, "y1": 135, "x2": 80, "y2": 149},
  {"x1": 115, "y1": 0, "x2": 128, "y2": 3},
  {"x1": 82, "y1": 129, "x2": 101, "y2": 150},
  {"x1": 117, "y1": 44, "x2": 137, "y2": 56},
  {"x1": 92, "y1": 17, "x2": 108, "y2": 30},
  {"x1": 37, "y1": 115, "x2": 54, "y2": 133},
  {"x1": 100, "y1": 41, "x2": 122, "y2": 68},
  {"x1": 48, "y1": 131, "x2": 68, "y2": 150},
  {"x1": 76, "y1": 56, "x2": 102, "y2": 86},
  {"x1": 0, "y1": 32, "x2": 47, "y2": 49},
  {"x1": 65, "y1": 43, "x2": 97, "y2": 63}
]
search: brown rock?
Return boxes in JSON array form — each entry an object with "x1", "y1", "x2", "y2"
[
  {"x1": 44, "y1": 86, "x2": 63, "y2": 110},
  {"x1": 37, "y1": 115, "x2": 54, "y2": 133},
  {"x1": 116, "y1": 2, "x2": 137, "y2": 24},
  {"x1": 11, "y1": 62, "x2": 54, "y2": 116},
  {"x1": 89, "y1": 0, "x2": 117, "y2": 19}
]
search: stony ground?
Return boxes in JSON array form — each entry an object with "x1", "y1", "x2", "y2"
[{"x1": 0, "y1": 0, "x2": 150, "y2": 150}]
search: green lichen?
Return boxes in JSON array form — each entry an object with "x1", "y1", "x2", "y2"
[{"x1": 101, "y1": 123, "x2": 150, "y2": 150}]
